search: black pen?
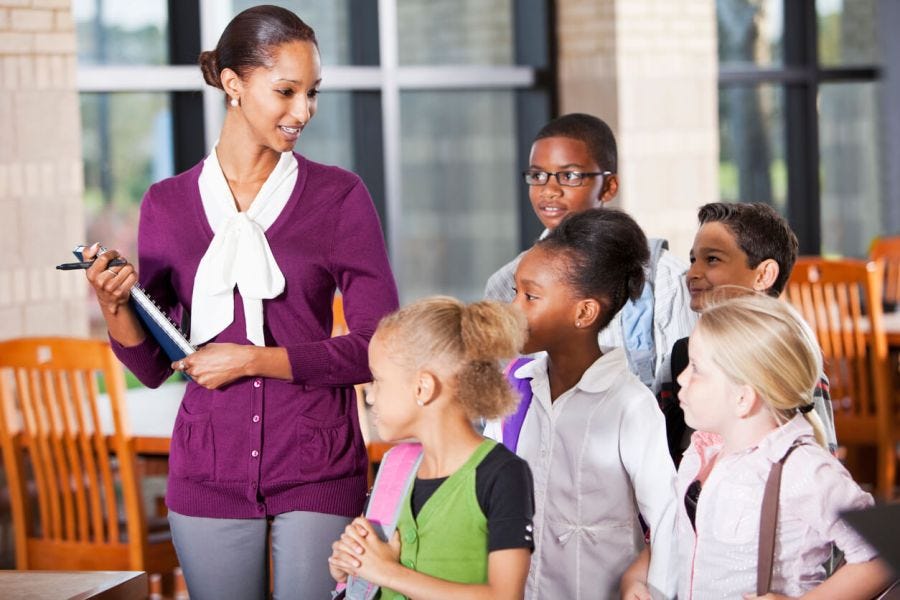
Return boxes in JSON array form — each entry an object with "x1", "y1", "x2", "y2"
[{"x1": 56, "y1": 258, "x2": 128, "y2": 270}]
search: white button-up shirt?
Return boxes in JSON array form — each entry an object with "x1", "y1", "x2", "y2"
[
  {"x1": 485, "y1": 348, "x2": 678, "y2": 599},
  {"x1": 676, "y1": 416, "x2": 876, "y2": 599}
]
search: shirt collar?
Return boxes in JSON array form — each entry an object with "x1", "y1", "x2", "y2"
[
  {"x1": 756, "y1": 413, "x2": 818, "y2": 462},
  {"x1": 513, "y1": 347, "x2": 630, "y2": 395}
]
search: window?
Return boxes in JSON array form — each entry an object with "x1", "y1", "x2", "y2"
[
  {"x1": 717, "y1": 0, "x2": 884, "y2": 257},
  {"x1": 76, "y1": 0, "x2": 553, "y2": 319}
]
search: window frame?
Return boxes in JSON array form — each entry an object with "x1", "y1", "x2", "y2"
[{"x1": 717, "y1": 0, "x2": 882, "y2": 254}]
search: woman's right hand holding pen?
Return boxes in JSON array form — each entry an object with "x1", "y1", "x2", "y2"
[
  {"x1": 82, "y1": 242, "x2": 146, "y2": 346},
  {"x1": 83, "y1": 242, "x2": 137, "y2": 315}
]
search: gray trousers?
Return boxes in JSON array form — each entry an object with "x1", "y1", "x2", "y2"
[{"x1": 168, "y1": 510, "x2": 350, "y2": 600}]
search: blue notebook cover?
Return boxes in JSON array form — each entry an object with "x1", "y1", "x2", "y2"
[{"x1": 128, "y1": 286, "x2": 195, "y2": 362}]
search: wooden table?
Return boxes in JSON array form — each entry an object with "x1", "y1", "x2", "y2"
[
  {"x1": 884, "y1": 310, "x2": 900, "y2": 347},
  {"x1": 97, "y1": 382, "x2": 184, "y2": 456},
  {"x1": 0, "y1": 570, "x2": 147, "y2": 600}
]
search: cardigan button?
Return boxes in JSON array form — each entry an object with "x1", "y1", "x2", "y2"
[
  {"x1": 402, "y1": 559, "x2": 415, "y2": 569},
  {"x1": 252, "y1": 414, "x2": 260, "y2": 423},
  {"x1": 404, "y1": 530, "x2": 417, "y2": 543},
  {"x1": 253, "y1": 379, "x2": 262, "y2": 388},
  {"x1": 251, "y1": 450, "x2": 259, "y2": 458}
]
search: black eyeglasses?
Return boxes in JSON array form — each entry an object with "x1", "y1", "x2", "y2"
[{"x1": 523, "y1": 170, "x2": 612, "y2": 187}]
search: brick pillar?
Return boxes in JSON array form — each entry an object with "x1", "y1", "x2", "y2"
[
  {"x1": 555, "y1": 0, "x2": 718, "y2": 259},
  {"x1": 0, "y1": 0, "x2": 87, "y2": 339}
]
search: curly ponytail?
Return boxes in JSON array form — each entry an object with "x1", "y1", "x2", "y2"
[
  {"x1": 376, "y1": 297, "x2": 526, "y2": 420},
  {"x1": 457, "y1": 301, "x2": 527, "y2": 420}
]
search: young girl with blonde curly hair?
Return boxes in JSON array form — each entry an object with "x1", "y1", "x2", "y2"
[{"x1": 329, "y1": 297, "x2": 535, "y2": 600}]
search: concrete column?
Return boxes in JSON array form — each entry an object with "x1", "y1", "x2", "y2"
[
  {"x1": 0, "y1": 0, "x2": 87, "y2": 339},
  {"x1": 555, "y1": 0, "x2": 718, "y2": 260}
]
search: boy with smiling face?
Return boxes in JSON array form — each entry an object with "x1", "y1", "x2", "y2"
[
  {"x1": 666, "y1": 202, "x2": 838, "y2": 464},
  {"x1": 485, "y1": 113, "x2": 696, "y2": 398}
]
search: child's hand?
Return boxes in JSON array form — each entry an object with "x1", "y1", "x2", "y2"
[
  {"x1": 621, "y1": 580, "x2": 652, "y2": 600},
  {"x1": 328, "y1": 517, "x2": 402, "y2": 587},
  {"x1": 328, "y1": 561, "x2": 348, "y2": 584},
  {"x1": 743, "y1": 594, "x2": 796, "y2": 600}
]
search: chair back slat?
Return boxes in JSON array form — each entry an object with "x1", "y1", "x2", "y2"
[
  {"x1": 84, "y1": 369, "x2": 121, "y2": 544},
  {"x1": 67, "y1": 369, "x2": 107, "y2": 544},
  {"x1": 870, "y1": 236, "x2": 900, "y2": 308},
  {"x1": 54, "y1": 369, "x2": 90, "y2": 542},
  {"x1": 16, "y1": 367, "x2": 58, "y2": 539},
  {"x1": 39, "y1": 368, "x2": 78, "y2": 541},
  {"x1": 0, "y1": 370, "x2": 32, "y2": 564}
]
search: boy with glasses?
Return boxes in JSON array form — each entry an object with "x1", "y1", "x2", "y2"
[{"x1": 485, "y1": 113, "x2": 696, "y2": 399}]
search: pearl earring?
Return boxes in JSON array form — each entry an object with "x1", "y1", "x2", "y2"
[
  {"x1": 576, "y1": 321, "x2": 582, "y2": 328},
  {"x1": 416, "y1": 399, "x2": 424, "y2": 407},
  {"x1": 230, "y1": 97, "x2": 239, "y2": 108}
]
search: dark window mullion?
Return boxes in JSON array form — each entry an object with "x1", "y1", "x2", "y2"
[
  {"x1": 513, "y1": 0, "x2": 555, "y2": 249},
  {"x1": 168, "y1": 0, "x2": 205, "y2": 174},
  {"x1": 347, "y1": 0, "x2": 387, "y2": 233},
  {"x1": 783, "y1": 0, "x2": 821, "y2": 254}
]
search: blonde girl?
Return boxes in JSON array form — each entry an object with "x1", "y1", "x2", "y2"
[
  {"x1": 625, "y1": 292, "x2": 889, "y2": 599},
  {"x1": 329, "y1": 297, "x2": 535, "y2": 600}
]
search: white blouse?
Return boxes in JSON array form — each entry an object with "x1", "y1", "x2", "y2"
[
  {"x1": 485, "y1": 348, "x2": 678, "y2": 599},
  {"x1": 190, "y1": 148, "x2": 297, "y2": 347}
]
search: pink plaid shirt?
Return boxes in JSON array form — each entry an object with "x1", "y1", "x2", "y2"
[{"x1": 676, "y1": 416, "x2": 876, "y2": 599}]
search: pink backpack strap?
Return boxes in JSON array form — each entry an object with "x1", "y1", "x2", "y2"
[{"x1": 342, "y1": 442, "x2": 423, "y2": 600}]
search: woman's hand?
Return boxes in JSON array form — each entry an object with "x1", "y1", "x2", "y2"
[
  {"x1": 328, "y1": 517, "x2": 401, "y2": 588},
  {"x1": 81, "y1": 243, "x2": 145, "y2": 347},
  {"x1": 172, "y1": 343, "x2": 257, "y2": 390},
  {"x1": 83, "y1": 243, "x2": 138, "y2": 316},
  {"x1": 743, "y1": 594, "x2": 795, "y2": 600}
]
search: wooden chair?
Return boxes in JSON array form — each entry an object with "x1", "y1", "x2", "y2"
[
  {"x1": 784, "y1": 258, "x2": 898, "y2": 499},
  {"x1": 0, "y1": 337, "x2": 179, "y2": 574},
  {"x1": 870, "y1": 235, "x2": 900, "y2": 311}
]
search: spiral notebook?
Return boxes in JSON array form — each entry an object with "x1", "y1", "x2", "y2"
[{"x1": 72, "y1": 245, "x2": 196, "y2": 362}]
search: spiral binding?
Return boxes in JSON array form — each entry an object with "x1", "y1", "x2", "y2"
[{"x1": 130, "y1": 285, "x2": 196, "y2": 356}]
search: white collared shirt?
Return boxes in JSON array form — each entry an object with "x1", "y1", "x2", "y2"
[
  {"x1": 676, "y1": 416, "x2": 876, "y2": 599},
  {"x1": 485, "y1": 348, "x2": 678, "y2": 599}
]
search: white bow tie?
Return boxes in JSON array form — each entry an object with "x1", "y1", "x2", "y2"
[{"x1": 190, "y1": 149, "x2": 296, "y2": 346}]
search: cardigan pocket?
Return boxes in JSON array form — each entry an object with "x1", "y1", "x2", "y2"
[
  {"x1": 294, "y1": 413, "x2": 356, "y2": 481},
  {"x1": 169, "y1": 404, "x2": 216, "y2": 481}
]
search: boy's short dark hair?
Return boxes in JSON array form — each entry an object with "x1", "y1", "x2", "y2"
[
  {"x1": 698, "y1": 202, "x2": 799, "y2": 296},
  {"x1": 538, "y1": 208, "x2": 647, "y2": 330},
  {"x1": 535, "y1": 113, "x2": 617, "y2": 174}
]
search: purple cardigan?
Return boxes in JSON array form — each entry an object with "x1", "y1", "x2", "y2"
[{"x1": 110, "y1": 154, "x2": 399, "y2": 519}]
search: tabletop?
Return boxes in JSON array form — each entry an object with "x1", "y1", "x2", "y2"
[{"x1": 0, "y1": 570, "x2": 147, "y2": 600}]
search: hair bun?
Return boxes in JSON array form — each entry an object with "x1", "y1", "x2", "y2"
[{"x1": 198, "y1": 50, "x2": 222, "y2": 89}]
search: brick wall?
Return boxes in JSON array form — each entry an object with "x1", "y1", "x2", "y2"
[
  {"x1": 0, "y1": 0, "x2": 87, "y2": 339},
  {"x1": 555, "y1": 0, "x2": 718, "y2": 260}
]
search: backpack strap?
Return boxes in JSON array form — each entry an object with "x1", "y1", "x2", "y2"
[
  {"x1": 501, "y1": 357, "x2": 535, "y2": 453},
  {"x1": 621, "y1": 238, "x2": 669, "y2": 388},
  {"x1": 343, "y1": 443, "x2": 423, "y2": 600},
  {"x1": 757, "y1": 442, "x2": 803, "y2": 595}
]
